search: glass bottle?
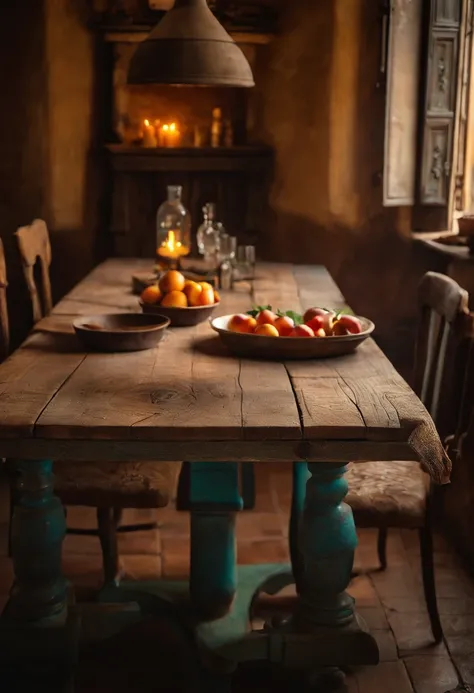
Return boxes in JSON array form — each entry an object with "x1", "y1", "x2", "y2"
[
  {"x1": 197, "y1": 203, "x2": 220, "y2": 263},
  {"x1": 156, "y1": 185, "x2": 191, "y2": 264}
]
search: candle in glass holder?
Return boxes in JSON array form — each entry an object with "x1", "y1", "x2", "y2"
[{"x1": 142, "y1": 119, "x2": 157, "y2": 148}]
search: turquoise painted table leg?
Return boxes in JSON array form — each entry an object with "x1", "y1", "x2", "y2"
[
  {"x1": 0, "y1": 459, "x2": 79, "y2": 691},
  {"x1": 189, "y1": 462, "x2": 243, "y2": 621},
  {"x1": 284, "y1": 462, "x2": 378, "y2": 671},
  {"x1": 289, "y1": 461, "x2": 309, "y2": 593}
]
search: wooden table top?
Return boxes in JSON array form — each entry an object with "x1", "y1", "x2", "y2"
[{"x1": 0, "y1": 259, "x2": 444, "y2": 470}]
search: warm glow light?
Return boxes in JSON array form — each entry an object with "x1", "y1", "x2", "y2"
[
  {"x1": 158, "y1": 122, "x2": 181, "y2": 148},
  {"x1": 170, "y1": 123, "x2": 176, "y2": 132},
  {"x1": 157, "y1": 230, "x2": 189, "y2": 259},
  {"x1": 144, "y1": 119, "x2": 150, "y2": 127},
  {"x1": 163, "y1": 124, "x2": 169, "y2": 132}
]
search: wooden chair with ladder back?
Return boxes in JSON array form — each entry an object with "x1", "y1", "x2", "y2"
[
  {"x1": 343, "y1": 271, "x2": 473, "y2": 644},
  {"x1": 8, "y1": 219, "x2": 181, "y2": 586}
]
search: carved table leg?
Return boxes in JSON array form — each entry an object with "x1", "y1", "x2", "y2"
[
  {"x1": 0, "y1": 459, "x2": 79, "y2": 691},
  {"x1": 284, "y1": 462, "x2": 378, "y2": 674}
]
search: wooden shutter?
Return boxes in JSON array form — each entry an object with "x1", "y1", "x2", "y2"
[
  {"x1": 413, "y1": 0, "x2": 463, "y2": 230},
  {"x1": 383, "y1": 0, "x2": 423, "y2": 206}
]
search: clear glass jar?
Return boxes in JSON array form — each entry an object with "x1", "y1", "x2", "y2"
[
  {"x1": 196, "y1": 203, "x2": 220, "y2": 262},
  {"x1": 156, "y1": 185, "x2": 191, "y2": 262}
]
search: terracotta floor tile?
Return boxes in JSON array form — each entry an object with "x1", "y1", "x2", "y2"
[
  {"x1": 237, "y1": 539, "x2": 290, "y2": 565},
  {"x1": 236, "y1": 512, "x2": 286, "y2": 540},
  {"x1": 355, "y1": 661, "x2": 414, "y2": 692},
  {"x1": 403, "y1": 655, "x2": 459, "y2": 693},
  {"x1": 348, "y1": 574, "x2": 381, "y2": 607},
  {"x1": 442, "y1": 615, "x2": 474, "y2": 656},
  {"x1": 373, "y1": 629, "x2": 399, "y2": 662},
  {"x1": 358, "y1": 606, "x2": 389, "y2": 630},
  {"x1": 453, "y1": 654, "x2": 474, "y2": 686},
  {"x1": 118, "y1": 529, "x2": 161, "y2": 556},
  {"x1": 387, "y1": 611, "x2": 448, "y2": 656},
  {"x1": 121, "y1": 554, "x2": 162, "y2": 581}
]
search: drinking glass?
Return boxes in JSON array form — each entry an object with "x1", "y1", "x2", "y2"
[
  {"x1": 235, "y1": 245, "x2": 256, "y2": 279},
  {"x1": 219, "y1": 234, "x2": 237, "y2": 262}
]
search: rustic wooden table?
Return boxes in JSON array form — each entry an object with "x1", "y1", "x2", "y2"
[{"x1": 0, "y1": 259, "x2": 446, "y2": 691}]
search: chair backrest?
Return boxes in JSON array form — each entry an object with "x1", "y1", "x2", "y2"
[
  {"x1": 0, "y1": 238, "x2": 9, "y2": 361},
  {"x1": 15, "y1": 219, "x2": 53, "y2": 324},
  {"x1": 414, "y1": 271, "x2": 472, "y2": 441}
]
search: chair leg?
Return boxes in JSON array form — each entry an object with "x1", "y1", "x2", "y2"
[
  {"x1": 97, "y1": 507, "x2": 121, "y2": 585},
  {"x1": 419, "y1": 526, "x2": 443, "y2": 644},
  {"x1": 377, "y1": 528, "x2": 388, "y2": 571}
]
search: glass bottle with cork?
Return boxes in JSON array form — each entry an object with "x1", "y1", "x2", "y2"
[{"x1": 156, "y1": 185, "x2": 191, "y2": 270}]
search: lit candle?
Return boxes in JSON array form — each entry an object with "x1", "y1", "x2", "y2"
[
  {"x1": 158, "y1": 122, "x2": 181, "y2": 148},
  {"x1": 167, "y1": 122, "x2": 181, "y2": 148},
  {"x1": 142, "y1": 119, "x2": 157, "y2": 148},
  {"x1": 157, "y1": 230, "x2": 189, "y2": 259}
]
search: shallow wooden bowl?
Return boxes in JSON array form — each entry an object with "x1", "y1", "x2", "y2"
[
  {"x1": 210, "y1": 315, "x2": 375, "y2": 360},
  {"x1": 73, "y1": 313, "x2": 170, "y2": 352},
  {"x1": 140, "y1": 300, "x2": 219, "y2": 327}
]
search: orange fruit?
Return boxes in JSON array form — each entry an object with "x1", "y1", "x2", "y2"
[
  {"x1": 254, "y1": 323, "x2": 279, "y2": 337},
  {"x1": 184, "y1": 281, "x2": 203, "y2": 306},
  {"x1": 199, "y1": 281, "x2": 214, "y2": 292},
  {"x1": 213, "y1": 290, "x2": 221, "y2": 304},
  {"x1": 161, "y1": 290, "x2": 188, "y2": 308},
  {"x1": 256, "y1": 309, "x2": 277, "y2": 326},
  {"x1": 198, "y1": 287, "x2": 215, "y2": 306},
  {"x1": 228, "y1": 314, "x2": 257, "y2": 334},
  {"x1": 159, "y1": 270, "x2": 186, "y2": 294},
  {"x1": 140, "y1": 285, "x2": 162, "y2": 305},
  {"x1": 274, "y1": 316, "x2": 294, "y2": 336}
]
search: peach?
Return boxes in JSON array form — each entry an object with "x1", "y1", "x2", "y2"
[
  {"x1": 256, "y1": 309, "x2": 277, "y2": 326},
  {"x1": 254, "y1": 323, "x2": 279, "y2": 337},
  {"x1": 228, "y1": 314, "x2": 257, "y2": 334},
  {"x1": 289, "y1": 325, "x2": 315, "y2": 338},
  {"x1": 274, "y1": 316, "x2": 294, "y2": 336}
]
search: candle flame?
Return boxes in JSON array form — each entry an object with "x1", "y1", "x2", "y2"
[
  {"x1": 170, "y1": 123, "x2": 176, "y2": 132},
  {"x1": 144, "y1": 119, "x2": 150, "y2": 127},
  {"x1": 158, "y1": 230, "x2": 188, "y2": 259},
  {"x1": 162, "y1": 124, "x2": 169, "y2": 132}
]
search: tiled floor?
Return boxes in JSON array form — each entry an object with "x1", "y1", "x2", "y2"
[{"x1": 1, "y1": 463, "x2": 473, "y2": 692}]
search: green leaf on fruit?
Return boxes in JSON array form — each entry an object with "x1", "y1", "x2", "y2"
[
  {"x1": 246, "y1": 304, "x2": 272, "y2": 318},
  {"x1": 281, "y1": 310, "x2": 304, "y2": 325}
]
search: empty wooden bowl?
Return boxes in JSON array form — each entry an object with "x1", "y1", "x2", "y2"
[
  {"x1": 73, "y1": 313, "x2": 170, "y2": 352},
  {"x1": 140, "y1": 300, "x2": 219, "y2": 327}
]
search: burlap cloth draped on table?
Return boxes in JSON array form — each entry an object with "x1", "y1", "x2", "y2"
[{"x1": 407, "y1": 412, "x2": 452, "y2": 485}]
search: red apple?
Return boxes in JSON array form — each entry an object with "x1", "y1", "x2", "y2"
[
  {"x1": 290, "y1": 325, "x2": 315, "y2": 338},
  {"x1": 333, "y1": 315, "x2": 362, "y2": 335},
  {"x1": 274, "y1": 315, "x2": 295, "y2": 336},
  {"x1": 314, "y1": 328, "x2": 326, "y2": 337},
  {"x1": 305, "y1": 315, "x2": 325, "y2": 333},
  {"x1": 303, "y1": 307, "x2": 330, "y2": 323}
]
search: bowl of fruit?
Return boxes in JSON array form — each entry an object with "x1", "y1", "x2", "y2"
[
  {"x1": 210, "y1": 306, "x2": 374, "y2": 360},
  {"x1": 140, "y1": 270, "x2": 220, "y2": 327}
]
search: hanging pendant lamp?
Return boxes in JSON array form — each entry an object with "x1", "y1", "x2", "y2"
[{"x1": 128, "y1": 0, "x2": 255, "y2": 88}]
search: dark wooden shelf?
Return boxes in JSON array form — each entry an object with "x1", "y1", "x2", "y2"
[
  {"x1": 106, "y1": 143, "x2": 274, "y2": 173},
  {"x1": 102, "y1": 27, "x2": 275, "y2": 44}
]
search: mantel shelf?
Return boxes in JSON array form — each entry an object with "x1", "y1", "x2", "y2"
[
  {"x1": 102, "y1": 27, "x2": 275, "y2": 45},
  {"x1": 106, "y1": 143, "x2": 274, "y2": 173}
]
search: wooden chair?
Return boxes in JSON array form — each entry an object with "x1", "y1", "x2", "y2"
[
  {"x1": 13, "y1": 219, "x2": 181, "y2": 584},
  {"x1": 346, "y1": 272, "x2": 473, "y2": 644},
  {"x1": 0, "y1": 238, "x2": 9, "y2": 362}
]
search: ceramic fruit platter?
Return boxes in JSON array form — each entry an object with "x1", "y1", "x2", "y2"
[
  {"x1": 139, "y1": 270, "x2": 220, "y2": 327},
  {"x1": 210, "y1": 306, "x2": 374, "y2": 360}
]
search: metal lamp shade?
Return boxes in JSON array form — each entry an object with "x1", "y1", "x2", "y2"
[{"x1": 128, "y1": 0, "x2": 255, "y2": 88}]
